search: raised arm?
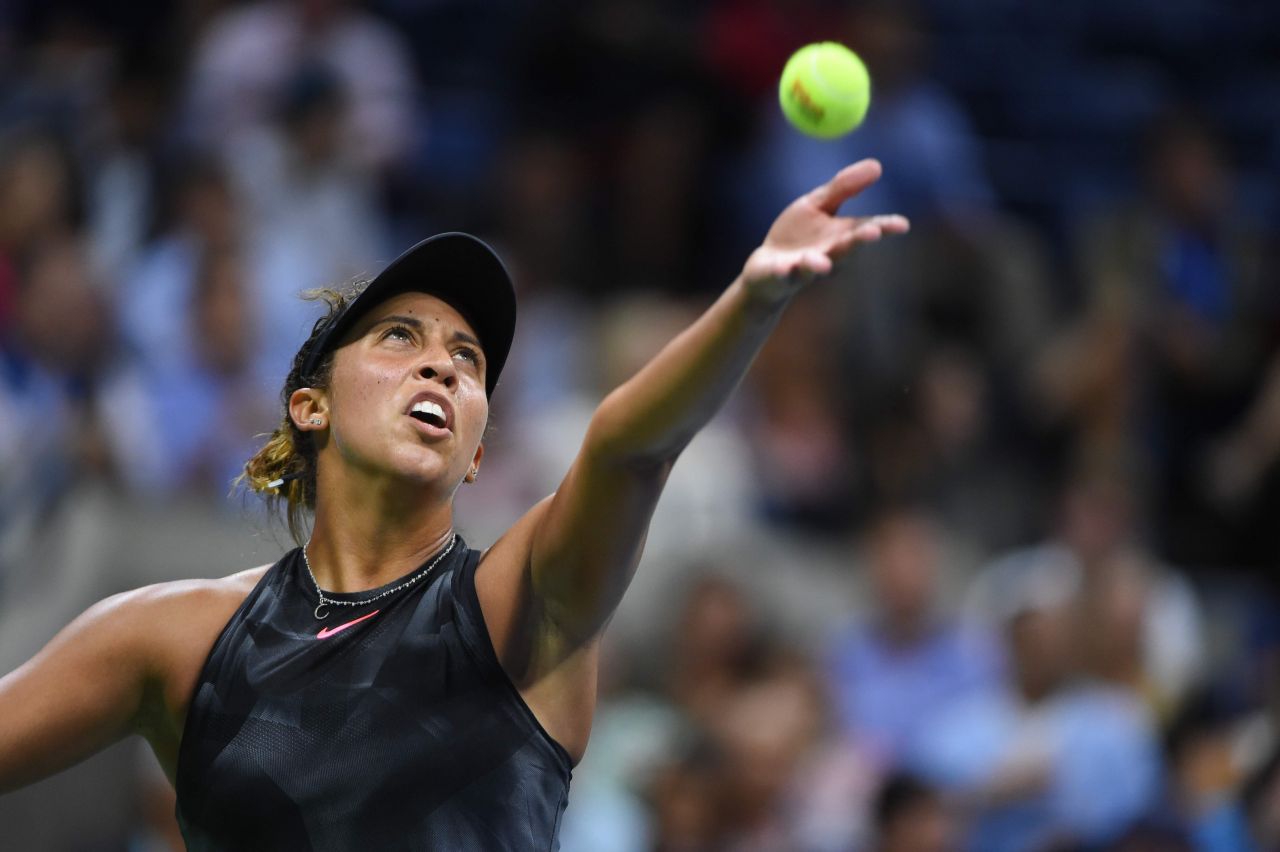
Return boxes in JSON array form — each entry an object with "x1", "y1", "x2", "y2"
[
  {"x1": 580, "y1": 159, "x2": 907, "y2": 465},
  {"x1": 479, "y1": 160, "x2": 907, "y2": 665}
]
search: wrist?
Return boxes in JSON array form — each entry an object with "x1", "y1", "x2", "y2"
[{"x1": 736, "y1": 268, "x2": 798, "y2": 317}]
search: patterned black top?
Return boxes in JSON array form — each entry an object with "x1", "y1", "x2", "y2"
[{"x1": 175, "y1": 538, "x2": 572, "y2": 851}]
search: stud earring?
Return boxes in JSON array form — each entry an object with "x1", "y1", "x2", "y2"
[
  {"x1": 469, "y1": 468, "x2": 479, "y2": 482},
  {"x1": 310, "y1": 418, "x2": 323, "y2": 426}
]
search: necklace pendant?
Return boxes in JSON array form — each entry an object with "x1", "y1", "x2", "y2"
[{"x1": 302, "y1": 532, "x2": 457, "y2": 623}]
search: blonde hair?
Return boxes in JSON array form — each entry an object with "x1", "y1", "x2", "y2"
[{"x1": 236, "y1": 279, "x2": 371, "y2": 544}]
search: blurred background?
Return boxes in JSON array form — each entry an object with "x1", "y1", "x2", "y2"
[{"x1": 0, "y1": 0, "x2": 1277, "y2": 849}]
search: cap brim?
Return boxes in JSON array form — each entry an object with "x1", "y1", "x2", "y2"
[{"x1": 301, "y1": 232, "x2": 516, "y2": 396}]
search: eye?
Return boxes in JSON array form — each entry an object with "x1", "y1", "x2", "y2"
[
  {"x1": 381, "y1": 324, "x2": 415, "y2": 343},
  {"x1": 453, "y1": 346, "x2": 481, "y2": 365}
]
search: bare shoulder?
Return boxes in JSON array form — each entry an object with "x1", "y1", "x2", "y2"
[
  {"x1": 115, "y1": 564, "x2": 271, "y2": 630},
  {"x1": 70, "y1": 563, "x2": 270, "y2": 645},
  {"x1": 135, "y1": 565, "x2": 272, "y2": 659}
]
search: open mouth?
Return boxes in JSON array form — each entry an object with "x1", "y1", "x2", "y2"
[{"x1": 409, "y1": 399, "x2": 448, "y2": 429}]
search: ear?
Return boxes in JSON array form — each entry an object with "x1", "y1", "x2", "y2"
[
  {"x1": 288, "y1": 387, "x2": 329, "y2": 432},
  {"x1": 466, "y1": 442, "x2": 485, "y2": 483}
]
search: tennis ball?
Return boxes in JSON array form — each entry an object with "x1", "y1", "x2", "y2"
[{"x1": 779, "y1": 42, "x2": 871, "y2": 139}]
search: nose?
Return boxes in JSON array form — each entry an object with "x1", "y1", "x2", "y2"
[{"x1": 415, "y1": 345, "x2": 457, "y2": 389}]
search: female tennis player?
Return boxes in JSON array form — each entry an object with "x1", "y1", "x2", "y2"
[{"x1": 0, "y1": 159, "x2": 907, "y2": 849}]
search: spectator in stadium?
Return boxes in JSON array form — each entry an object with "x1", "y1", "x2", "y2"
[
  {"x1": 869, "y1": 772, "x2": 959, "y2": 852},
  {"x1": 116, "y1": 156, "x2": 240, "y2": 376},
  {"x1": 967, "y1": 468, "x2": 1205, "y2": 719},
  {"x1": 1159, "y1": 692, "x2": 1257, "y2": 851},
  {"x1": 913, "y1": 554, "x2": 1161, "y2": 851},
  {"x1": 225, "y1": 62, "x2": 384, "y2": 389},
  {"x1": 0, "y1": 129, "x2": 80, "y2": 328},
  {"x1": 185, "y1": 0, "x2": 417, "y2": 174},
  {"x1": 99, "y1": 246, "x2": 276, "y2": 498},
  {"x1": 1055, "y1": 109, "x2": 1275, "y2": 568},
  {"x1": 0, "y1": 237, "x2": 111, "y2": 544},
  {"x1": 826, "y1": 507, "x2": 1002, "y2": 764}
]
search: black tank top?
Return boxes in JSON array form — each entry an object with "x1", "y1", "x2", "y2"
[{"x1": 175, "y1": 538, "x2": 572, "y2": 851}]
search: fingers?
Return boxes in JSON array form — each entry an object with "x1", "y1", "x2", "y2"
[
  {"x1": 829, "y1": 229, "x2": 869, "y2": 261},
  {"x1": 828, "y1": 214, "x2": 910, "y2": 260},
  {"x1": 772, "y1": 249, "x2": 833, "y2": 282},
  {"x1": 798, "y1": 250, "x2": 833, "y2": 277},
  {"x1": 806, "y1": 159, "x2": 882, "y2": 214},
  {"x1": 755, "y1": 207, "x2": 909, "y2": 285},
  {"x1": 862, "y1": 213, "x2": 910, "y2": 235},
  {"x1": 852, "y1": 222, "x2": 883, "y2": 242},
  {"x1": 830, "y1": 213, "x2": 910, "y2": 237}
]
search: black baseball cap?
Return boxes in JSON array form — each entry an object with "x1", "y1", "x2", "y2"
[{"x1": 300, "y1": 232, "x2": 517, "y2": 396}]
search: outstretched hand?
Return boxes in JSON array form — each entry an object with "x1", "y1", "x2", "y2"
[{"x1": 742, "y1": 159, "x2": 910, "y2": 305}]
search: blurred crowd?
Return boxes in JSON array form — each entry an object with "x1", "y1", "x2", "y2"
[{"x1": 0, "y1": 0, "x2": 1278, "y2": 850}]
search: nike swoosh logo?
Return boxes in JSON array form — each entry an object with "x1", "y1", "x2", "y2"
[{"x1": 316, "y1": 609, "x2": 381, "y2": 640}]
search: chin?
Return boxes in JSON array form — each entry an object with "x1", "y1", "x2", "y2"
[
  {"x1": 386, "y1": 452, "x2": 461, "y2": 490},
  {"x1": 393, "y1": 463, "x2": 452, "y2": 487}
]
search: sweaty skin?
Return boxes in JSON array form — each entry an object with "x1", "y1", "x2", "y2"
[{"x1": 0, "y1": 159, "x2": 908, "y2": 790}]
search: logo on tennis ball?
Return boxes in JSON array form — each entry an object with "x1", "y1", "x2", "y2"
[
  {"x1": 788, "y1": 78, "x2": 825, "y2": 124},
  {"x1": 779, "y1": 42, "x2": 870, "y2": 139}
]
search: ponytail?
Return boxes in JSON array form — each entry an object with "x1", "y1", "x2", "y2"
[
  {"x1": 235, "y1": 280, "x2": 372, "y2": 544},
  {"x1": 236, "y1": 415, "x2": 314, "y2": 544}
]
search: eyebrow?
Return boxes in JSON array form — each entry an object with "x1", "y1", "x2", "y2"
[
  {"x1": 372, "y1": 314, "x2": 425, "y2": 332},
  {"x1": 450, "y1": 330, "x2": 484, "y2": 355}
]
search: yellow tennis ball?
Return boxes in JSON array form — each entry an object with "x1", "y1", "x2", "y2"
[{"x1": 779, "y1": 42, "x2": 871, "y2": 139}]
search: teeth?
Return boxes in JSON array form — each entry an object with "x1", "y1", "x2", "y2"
[{"x1": 410, "y1": 400, "x2": 446, "y2": 422}]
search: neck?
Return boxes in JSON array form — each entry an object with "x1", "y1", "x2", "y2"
[
  {"x1": 879, "y1": 610, "x2": 932, "y2": 647},
  {"x1": 307, "y1": 467, "x2": 458, "y2": 593},
  {"x1": 1016, "y1": 674, "x2": 1058, "y2": 705}
]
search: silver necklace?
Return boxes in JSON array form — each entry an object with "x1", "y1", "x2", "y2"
[{"x1": 302, "y1": 533, "x2": 458, "y2": 620}]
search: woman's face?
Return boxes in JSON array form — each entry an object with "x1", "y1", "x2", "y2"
[{"x1": 310, "y1": 291, "x2": 489, "y2": 495}]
